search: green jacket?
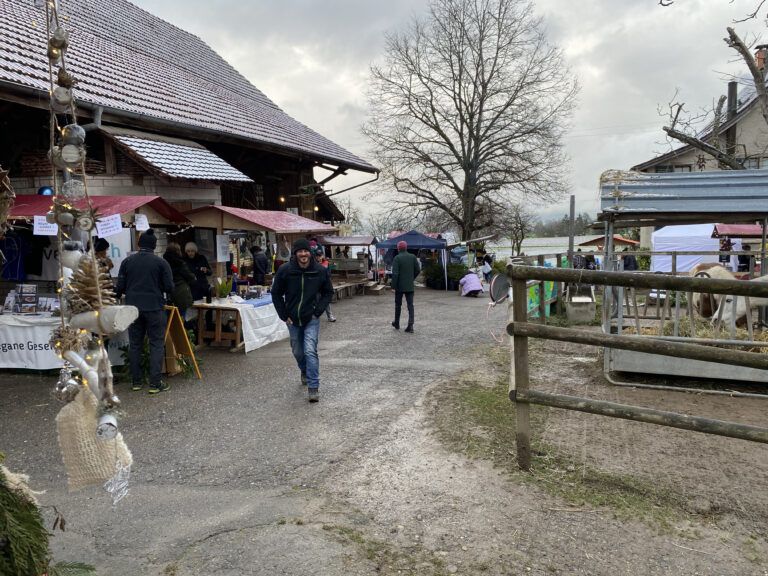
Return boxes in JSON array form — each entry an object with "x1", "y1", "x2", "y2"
[{"x1": 391, "y1": 251, "x2": 420, "y2": 292}]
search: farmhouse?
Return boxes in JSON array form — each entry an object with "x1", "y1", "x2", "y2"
[{"x1": 0, "y1": 0, "x2": 376, "y2": 221}]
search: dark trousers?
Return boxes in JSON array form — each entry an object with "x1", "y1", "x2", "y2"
[
  {"x1": 128, "y1": 309, "x2": 166, "y2": 385},
  {"x1": 394, "y1": 290, "x2": 414, "y2": 327}
]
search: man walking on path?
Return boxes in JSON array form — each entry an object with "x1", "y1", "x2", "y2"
[
  {"x1": 272, "y1": 238, "x2": 333, "y2": 402},
  {"x1": 391, "y1": 240, "x2": 420, "y2": 333},
  {"x1": 115, "y1": 228, "x2": 174, "y2": 394}
]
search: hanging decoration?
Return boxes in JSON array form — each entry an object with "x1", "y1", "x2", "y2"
[
  {"x1": 0, "y1": 165, "x2": 15, "y2": 235},
  {"x1": 40, "y1": 0, "x2": 138, "y2": 501}
]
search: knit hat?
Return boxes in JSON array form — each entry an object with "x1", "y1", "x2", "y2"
[
  {"x1": 314, "y1": 245, "x2": 324, "y2": 256},
  {"x1": 293, "y1": 238, "x2": 312, "y2": 253},
  {"x1": 93, "y1": 237, "x2": 109, "y2": 252},
  {"x1": 397, "y1": 240, "x2": 407, "y2": 251},
  {"x1": 138, "y1": 229, "x2": 157, "y2": 250}
]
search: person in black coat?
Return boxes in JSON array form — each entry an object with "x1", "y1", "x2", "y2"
[
  {"x1": 250, "y1": 244, "x2": 269, "y2": 285},
  {"x1": 184, "y1": 241, "x2": 212, "y2": 301},
  {"x1": 115, "y1": 229, "x2": 174, "y2": 394},
  {"x1": 164, "y1": 242, "x2": 195, "y2": 318}
]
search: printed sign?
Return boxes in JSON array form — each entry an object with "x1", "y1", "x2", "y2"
[
  {"x1": 96, "y1": 213, "x2": 123, "y2": 238},
  {"x1": 134, "y1": 213, "x2": 149, "y2": 231},
  {"x1": 216, "y1": 234, "x2": 230, "y2": 263},
  {"x1": 33, "y1": 215, "x2": 58, "y2": 236}
]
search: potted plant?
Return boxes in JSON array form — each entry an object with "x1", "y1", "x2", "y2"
[
  {"x1": 423, "y1": 260, "x2": 445, "y2": 289},
  {"x1": 446, "y1": 263, "x2": 468, "y2": 291},
  {"x1": 215, "y1": 278, "x2": 232, "y2": 301}
]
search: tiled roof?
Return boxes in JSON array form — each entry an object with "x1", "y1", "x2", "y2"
[
  {"x1": 104, "y1": 130, "x2": 253, "y2": 182},
  {"x1": 0, "y1": 0, "x2": 376, "y2": 173}
]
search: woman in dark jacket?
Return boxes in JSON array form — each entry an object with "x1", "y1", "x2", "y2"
[
  {"x1": 164, "y1": 242, "x2": 195, "y2": 319},
  {"x1": 184, "y1": 241, "x2": 212, "y2": 301}
]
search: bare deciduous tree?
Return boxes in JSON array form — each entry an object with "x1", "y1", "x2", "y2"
[
  {"x1": 659, "y1": 5, "x2": 768, "y2": 168},
  {"x1": 335, "y1": 196, "x2": 364, "y2": 233},
  {"x1": 484, "y1": 202, "x2": 534, "y2": 255},
  {"x1": 363, "y1": 0, "x2": 578, "y2": 241}
]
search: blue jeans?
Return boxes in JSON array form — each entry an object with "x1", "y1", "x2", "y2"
[
  {"x1": 128, "y1": 309, "x2": 166, "y2": 385},
  {"x1": 287, "y1": 317, "x2": 320, "y2": 389}
]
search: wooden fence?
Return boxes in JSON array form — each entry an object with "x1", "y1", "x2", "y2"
[{"x1": 506, "y1": 264, "x2": 768, "y2": 471}]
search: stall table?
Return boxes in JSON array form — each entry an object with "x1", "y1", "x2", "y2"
[
  {"x1": 0, "y1": 313, "x2": 127, "y2": 369},
  {"x1": 193, "y1": 294, "x2": 288, "y2": 353}
]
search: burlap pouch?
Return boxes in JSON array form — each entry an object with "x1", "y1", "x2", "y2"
[{"x1": 55, "y1": 389, "x2": 132, "y2": 491}]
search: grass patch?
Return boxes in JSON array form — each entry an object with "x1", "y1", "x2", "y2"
[{"x1": 427, "y1": 350, "x2": 688, "y2": 530}]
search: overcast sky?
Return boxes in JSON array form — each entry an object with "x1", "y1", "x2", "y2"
[{"x1": 129, "y1": 0, "x2": 765, "y2": 222}]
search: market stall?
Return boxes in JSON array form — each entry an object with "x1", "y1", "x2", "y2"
[
  {"x1": 183, "y1": 206, "x2": 337, "y2": 350},
  {"x1": 6, "y1": 194, "x2": 190, "y2": 282},
  {"x1": 313, "y1": 235, "x2": 377, "y2": 281},
  {"x1": 183, "y1": 205, "x2": 337, "y2": 278},
  {"x1": 0, "y1": 195, "x2": 190, "y2": 370},
  {"x1": 377, "y1": 230, "x2": 448, "y2": 289}
]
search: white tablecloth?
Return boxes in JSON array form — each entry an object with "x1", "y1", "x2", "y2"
[
  {"x1": 0, "y1": 314, "x2": 127, "y2": 369},
  {"x1": 192, "y1": 300, "x2": 289, "y2": 353},
  {"x1": 237, "y1": 303, "x2": 289, "y2": 353}
]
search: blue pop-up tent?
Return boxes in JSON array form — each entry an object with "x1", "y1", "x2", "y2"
[{"x1": 377, "y1": 230, "x2": 448, "y2": 290}]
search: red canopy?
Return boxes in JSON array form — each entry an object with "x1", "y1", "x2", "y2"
[
  {"x1": 184, "y1": 205, "x2": 337, "y2": 234},
  {"x1": 711, "y1": 224, "x2": 764, "y2": 238},
  {"x1": 9, "y1": 195, "x2": 189, "y2": 223}
]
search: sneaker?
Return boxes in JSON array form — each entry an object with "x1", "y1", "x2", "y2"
[
  {"x1": 308, "y1": 388, "x2": 319, "y2": 403},
  {"x1": 328, "y1": 316, "x2": 337, "y2": 322},
  {"x1": 132, "y1": 381, "x2": 144, "y2": 391},
  {"x1": 404, "y1": 326, "x2": 414, "y2": 333},
  {"x1": 391, "y1": 321, "x2": 400, "y2": 330},
  {"x1": 148, "y1": 381, "x2": 170, "y2": 394},
  {"x1": 301, "y1": 372, "x2": 307, "y2": 386}
]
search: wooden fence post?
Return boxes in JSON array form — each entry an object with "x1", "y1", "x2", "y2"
[
  {"x1": 511, "y1": 275, "x2": 531, "y2": 471},
  {"x1": 556, "y1": 252, "x2": 564, "y2": 315}
]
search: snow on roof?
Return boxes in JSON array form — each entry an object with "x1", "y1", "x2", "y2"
[{"x1": 105, "y1": 130, "x2": 252, "y2": 182}]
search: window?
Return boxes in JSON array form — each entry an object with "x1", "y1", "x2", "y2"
[
  {"x1": 654, "y1": 165, "x2": 691, "y2": 173},
  {"x1": 744, "y1": 158, "x2": 760, "y2": 169}
]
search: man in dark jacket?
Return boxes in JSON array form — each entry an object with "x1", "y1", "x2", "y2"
[
  {"x1": 272, "y1": 238, "x2": 333, "y2": 403},
  {"x1": 115, "y1": 229, "x2": 174, "y2": 394},
  {"x1": 391, "y1": 240, "x2": 421, "y2": 333},
  {"x1": 250, "y1": 244, "x2": 269, "y2": 285}
]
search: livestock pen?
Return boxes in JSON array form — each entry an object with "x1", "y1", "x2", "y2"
[{"x1": 596, "y1": 169, "x2": 768, "y2": 384}]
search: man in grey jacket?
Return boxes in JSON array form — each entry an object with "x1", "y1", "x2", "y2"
[
  {"x1": 115, "y1": 229, "x2": 174, "y2": 394},
  {"x1": 391, "y1": 240, "x2": 421, "y2": 333}
]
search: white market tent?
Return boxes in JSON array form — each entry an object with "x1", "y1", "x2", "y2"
[{"x1": 650, "y1": 223, "x2": 741, "y2": 273}]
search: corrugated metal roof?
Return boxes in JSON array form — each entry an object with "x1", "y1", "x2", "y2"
[
  {"x1": 0, "y1": 0, "x2": 376, "y2": 173},
  {"x1": 711, "y1": 224, "x2": 764, "y2": 238},
  {"x1": 185, "y1": 205, "x2": 338, "y2": 234},
  {"x1": 10, "y1": 194, "x2": 190, "y2": 223},
  {"x1": 104, "y1": 130, "x2": 252, "y2": 182},
  {"x1": 599, "y1": 170, "x2": 768, "y2": 223}
]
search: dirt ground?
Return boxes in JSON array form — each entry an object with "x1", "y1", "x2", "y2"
[{"x1": 327, "y1": 335, "x2": 768, "y2": 575}]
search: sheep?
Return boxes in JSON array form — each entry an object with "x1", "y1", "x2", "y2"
[{"x1": 689, "y1": 263, "x2": 736, "y2": 318}]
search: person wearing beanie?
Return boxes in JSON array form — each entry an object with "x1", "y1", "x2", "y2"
[
  {"x1": 391, "y1": 239, "x2": 420, "y2": 333},
  {"x1": 115, "y1": 228, "x2": 174, "y2": 394},
  {"x1": 271, "y1": 237, "x2": 334, "y2": 402},
  {"x1": 93, "y1": 237, "x2": 114, "y2": 276}
]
